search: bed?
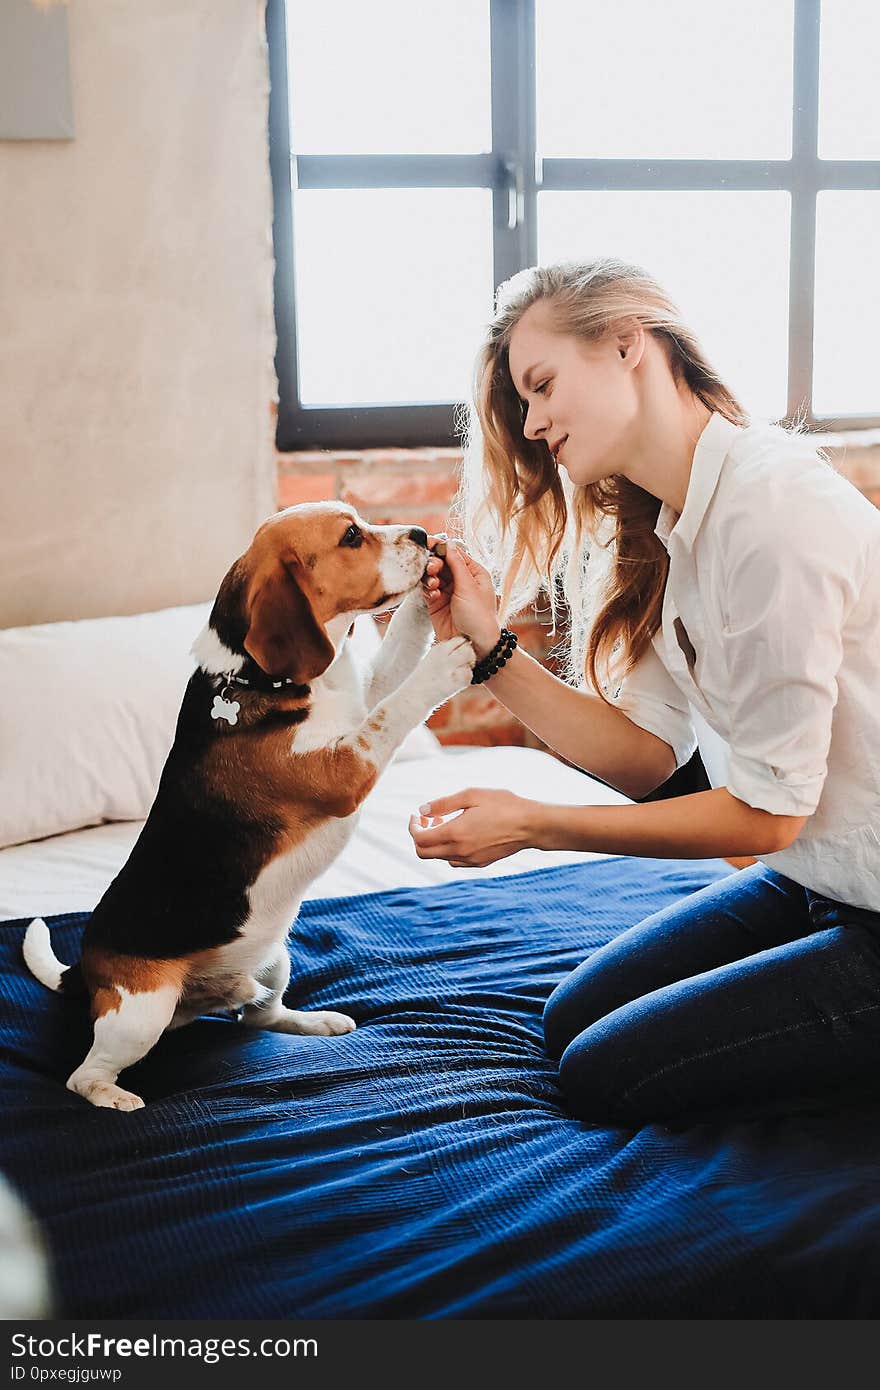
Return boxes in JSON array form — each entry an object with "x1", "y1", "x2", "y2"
[{"x1": 1, "y1": 605, "x2": 879, "y2": 1319}]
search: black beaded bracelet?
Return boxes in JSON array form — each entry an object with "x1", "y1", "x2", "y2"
[{"x1": 471, "y1": 627, "x2": 518, "y2": 684}]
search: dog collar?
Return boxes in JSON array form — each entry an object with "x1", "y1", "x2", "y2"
[
  {"x1": 209, "y1": 669, "x2": 304, "y2": 726},
  {"x1": 223, "y1": 671, "x2": 299, "y2": 692}
]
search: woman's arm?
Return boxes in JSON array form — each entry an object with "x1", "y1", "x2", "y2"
[
  {"x1": 531, "y1": 786, "x2": 808, "y2": 858},
  {"x1": 409, "y1": 786, "x2": 808, "y2": 868},
  {"x1": 479, "y1": 645, "x2": 677, "y2": 801}
]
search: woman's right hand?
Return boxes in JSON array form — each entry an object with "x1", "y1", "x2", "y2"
[{"x1": 422, "y1": 539, "x2": 502, "y2": 659}]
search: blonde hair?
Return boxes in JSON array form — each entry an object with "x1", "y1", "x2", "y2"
[{"x1": 454, "y1": 258, "x2": 750, "y2": 699}]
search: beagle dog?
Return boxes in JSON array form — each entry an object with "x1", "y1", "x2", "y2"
[{"x1": 23, "y1": 503, "x2": 474, "y2": 1111}]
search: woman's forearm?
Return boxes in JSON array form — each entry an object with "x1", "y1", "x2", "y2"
[
  {"x1": 528, "y1": 786, "x2": 803, "y2": 859},
  {"x1": 483, "y1": 647, "x2": 676, "y2": 800}
]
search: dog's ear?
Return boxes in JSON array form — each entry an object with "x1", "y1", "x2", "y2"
[{"x1": 244, "y1": 559, "x2": 335, "y2": 683}]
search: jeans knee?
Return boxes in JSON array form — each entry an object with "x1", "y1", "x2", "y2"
[
  {"x1": 543, "y1": 980, "x2": 581, "y2": 1062},
  {"x1": 543, "y1": 953, "x2": 628, "y2": 1062},
  {"x1": 556, "y1": 1029, "x2": 628, "y2": 1125}
]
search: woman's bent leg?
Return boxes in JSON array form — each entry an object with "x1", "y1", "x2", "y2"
[
  {"x1": 543, "y1": 864, "x2": 809, "y2": 1062},
  {"x1": 557, "y1": 922, "x2": 880, "y2": 1127}
]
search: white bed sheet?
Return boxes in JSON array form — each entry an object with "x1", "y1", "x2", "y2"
[{"x1": 0, "y1": 745, "x2": 629, "y2": 921}]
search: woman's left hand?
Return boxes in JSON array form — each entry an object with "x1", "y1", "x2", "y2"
[{"x1": 408, "y1": 788, "x2": 534, "y2": 868}]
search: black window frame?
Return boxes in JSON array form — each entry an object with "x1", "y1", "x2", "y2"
[{"x1": 268, "y1": 0, "x2": 880, "y2": 451}]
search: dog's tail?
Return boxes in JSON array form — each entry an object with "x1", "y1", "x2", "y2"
[{"x1": 23, "y1": 919, "x2": 85, "y2": 997}]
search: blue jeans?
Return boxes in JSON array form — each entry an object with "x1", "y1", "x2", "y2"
[{"x1": 543, "y1": 863, "x2": 880, "y2": 1128}]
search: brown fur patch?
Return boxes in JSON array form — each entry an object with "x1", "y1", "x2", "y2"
[
  {"x1": 178, "y1": 952, "x2": 262, "y2": 1008},
  {"x1": 200, "y1": 692, "x2": 380, "y2": 828},
  {"x1": 82, "y1": 950, "x2": 189, "y2": 1019}
]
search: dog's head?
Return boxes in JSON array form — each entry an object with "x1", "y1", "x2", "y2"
[{"x1": 204, "y1": 503, "x2": 430, "y2": 683}]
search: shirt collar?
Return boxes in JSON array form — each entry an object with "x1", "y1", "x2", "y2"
[{"x1": 654, "y1": 411, "x2": 741, "y2": 551}]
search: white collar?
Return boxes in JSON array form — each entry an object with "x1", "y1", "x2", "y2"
[{"x1": 655, "y1": 412, "x2": 741, "y2": 552}]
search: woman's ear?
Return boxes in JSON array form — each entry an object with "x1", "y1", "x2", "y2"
[
  {"x1": 616, "y1": 319, "x2": 646, "y2": 368},
  {"x1": 244, "y1": 560, "x2": 335, "y2": 682}
]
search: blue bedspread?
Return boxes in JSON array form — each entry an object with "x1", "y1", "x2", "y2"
[{"x1": 2, "y1": 856, "x2": 879, "y2": 1319}]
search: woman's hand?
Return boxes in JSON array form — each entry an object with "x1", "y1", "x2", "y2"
[
  {"x1": 408, "y1": 788, "x2": 535, "y2": 868},
  {"x1": 422, "y1": 539, "x2": 502, "y2": 659}
]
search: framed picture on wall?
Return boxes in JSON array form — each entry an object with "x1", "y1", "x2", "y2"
[{"x1": 0, "y1": 0, "x2": 74, "y2": 141}]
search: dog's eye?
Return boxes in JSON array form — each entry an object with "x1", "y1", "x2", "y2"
[{"x1": 340, "y1": 523, "x2": 363, "y2": 548}]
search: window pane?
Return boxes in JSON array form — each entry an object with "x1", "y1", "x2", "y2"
[
  {"x1": 813, "y1": 193, "x2": 879, "y2": 416},
  {"x1": 287, "y1": 0, "x2": 491, "y2": 155},
  {"x1": 818, "y1": 0, "x2": 880, "y2": 159},
  {"x1": 294, "y1": 190, "x2": 494, "y2": 406},
  {"x1": 536, "y1": 0, "x2": 793, "y2": 159},
  {"x1": 538, "y1": 192, "x2": 790, "y2": 421}
]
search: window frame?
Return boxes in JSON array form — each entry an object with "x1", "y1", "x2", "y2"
[{"x1": 268, "y1": 0, "x2": 880, "y2": 450}]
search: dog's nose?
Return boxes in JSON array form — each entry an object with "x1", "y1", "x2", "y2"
[{"x1": 408, "y1": 527, "x2": 428, "y2": 548}]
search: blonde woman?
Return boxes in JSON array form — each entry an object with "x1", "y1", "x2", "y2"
[{"x1": 410, "y1": 258, "x2": 880, "y2": 1127}]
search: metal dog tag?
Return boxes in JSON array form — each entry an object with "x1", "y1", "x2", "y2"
[{"x1": 211, "y1": 694, "x2": 240, "y2": 726}]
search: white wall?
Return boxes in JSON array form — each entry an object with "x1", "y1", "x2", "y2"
[{"x1": 0, "y1": 0, "x2": 277, "y2": 626}]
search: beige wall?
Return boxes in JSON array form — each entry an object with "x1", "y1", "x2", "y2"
[{"x1": 0, "y1": 0, "x2": 277, "y2": 626}]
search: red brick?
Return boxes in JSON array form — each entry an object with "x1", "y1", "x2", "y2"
[
  {"x1": 426, "y1": 703, "x2": 455, "y2": 730},
  {"x1": 450, "y1": 684, "x2": 509, "y2": 721},
  {"x1": 418, "y1": 510, "x2": 457, "y2": 537},
  {"x1": 359, "y1": 509, "x2": 454, "y2": 536},
  {"x1": 277, "y1": 451, "x2": 335, "y2": 467},
  {"x1": 340, "y1": 474, "x2": 457, "y2": 509},
  {"x1": 277, "y1": 473, "x2": 336, "y2": 507},
  {"x1": 358, "y1": 449, "x2": 459, "y2": 469},
  {"x1": 437, "y1": 722, "x2": 528, "y2": 747}
]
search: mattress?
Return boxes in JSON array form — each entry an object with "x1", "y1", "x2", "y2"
[{"x1": 0, "y1": 745, "x2": 626, "y2": 919}]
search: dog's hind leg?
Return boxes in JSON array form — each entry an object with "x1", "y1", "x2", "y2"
[
  {"x1": 66, "y1": 984, "x2": 180, "y2": 1111},
  {"x1": 240, "y1": 948, "x2": 356, "y2": 1037}
]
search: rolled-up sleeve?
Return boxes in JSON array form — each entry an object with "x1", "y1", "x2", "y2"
[
  {"x1": 613, "y1": 640, "x2": 698, "y2": 771},
  {"x1": 720, "y1": 477, "x2": 863, "y2": 817}
]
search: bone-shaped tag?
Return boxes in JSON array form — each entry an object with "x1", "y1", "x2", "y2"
[{"x1": 211, "y1": 694, "x2": 240, "y2": 726}]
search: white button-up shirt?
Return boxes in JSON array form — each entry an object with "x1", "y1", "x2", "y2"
[{"x1": 615, "y1": 410, "x2": 880, "y2": 911}]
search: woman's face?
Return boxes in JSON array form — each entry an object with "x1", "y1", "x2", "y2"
[{"x1": 507, "y1": 301, "x2": 640, "y2": 487}]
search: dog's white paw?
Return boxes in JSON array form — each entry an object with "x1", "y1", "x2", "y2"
[
  {"x1": 302, "y1": 1010, "x2": 357, "y2": 1037},
  {"x1": 259, "y1": 1007, "x2": 357, "y2": 1036},
  {"x1": 419, "y1": 639, "x2": 472, "y2": 706},
  {"x1": 67, "y1": 1074, "x2": 145, "y2": 1111},
  {"x1": 422, "y1": 634, "x2": 476, "y2": 702},
  {"x1": 398, "y1": 583, "x2": 432, "y2": 625}
]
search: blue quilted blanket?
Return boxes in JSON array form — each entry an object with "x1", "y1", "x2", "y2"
[{"x1": 2, "y1": 856, "x2": 879, "y2": 1318}]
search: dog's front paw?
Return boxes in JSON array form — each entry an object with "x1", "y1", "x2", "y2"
[
  {"x1": 390, "y1": 584, "x2": 433, "y2": 636},
  {"x1": 422, "y1": 634, "x2": 476, "y2": 703},
  {"x1": 403, "y1": 582, "x2": 433, "y2": 617}
]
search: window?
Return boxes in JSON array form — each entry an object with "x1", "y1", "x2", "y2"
[{"x1": 268, "y1": 0, "x2": 880, "y2": 448}]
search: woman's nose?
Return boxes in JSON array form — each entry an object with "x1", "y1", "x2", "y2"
[{"x1": 522, "y1": 404, "x2": 549, "y2": 442}]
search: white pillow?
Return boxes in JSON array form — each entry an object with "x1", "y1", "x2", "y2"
[
  {"x1": 0, "y1": 603, "x2": 212, "y2": 850},
  {"x1": 0, "y1": 607, "x2": 440, "y2": 850}
]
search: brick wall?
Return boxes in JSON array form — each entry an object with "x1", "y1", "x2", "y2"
[{"x1": 276, "y1": 435, "x2": 880, "y2": 748}]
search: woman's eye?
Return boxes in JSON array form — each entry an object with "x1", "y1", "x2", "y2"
[
  {"x1": 535, "y1": 380, "x2": 550, "y2": 395},
  {"x1": 340, "y1": 523, "x2": 363, "y2": 548}
]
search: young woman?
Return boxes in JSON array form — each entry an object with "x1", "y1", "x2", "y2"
[{"x1": 410, "y1": 258, "x2": 880, "y2": 1128}]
